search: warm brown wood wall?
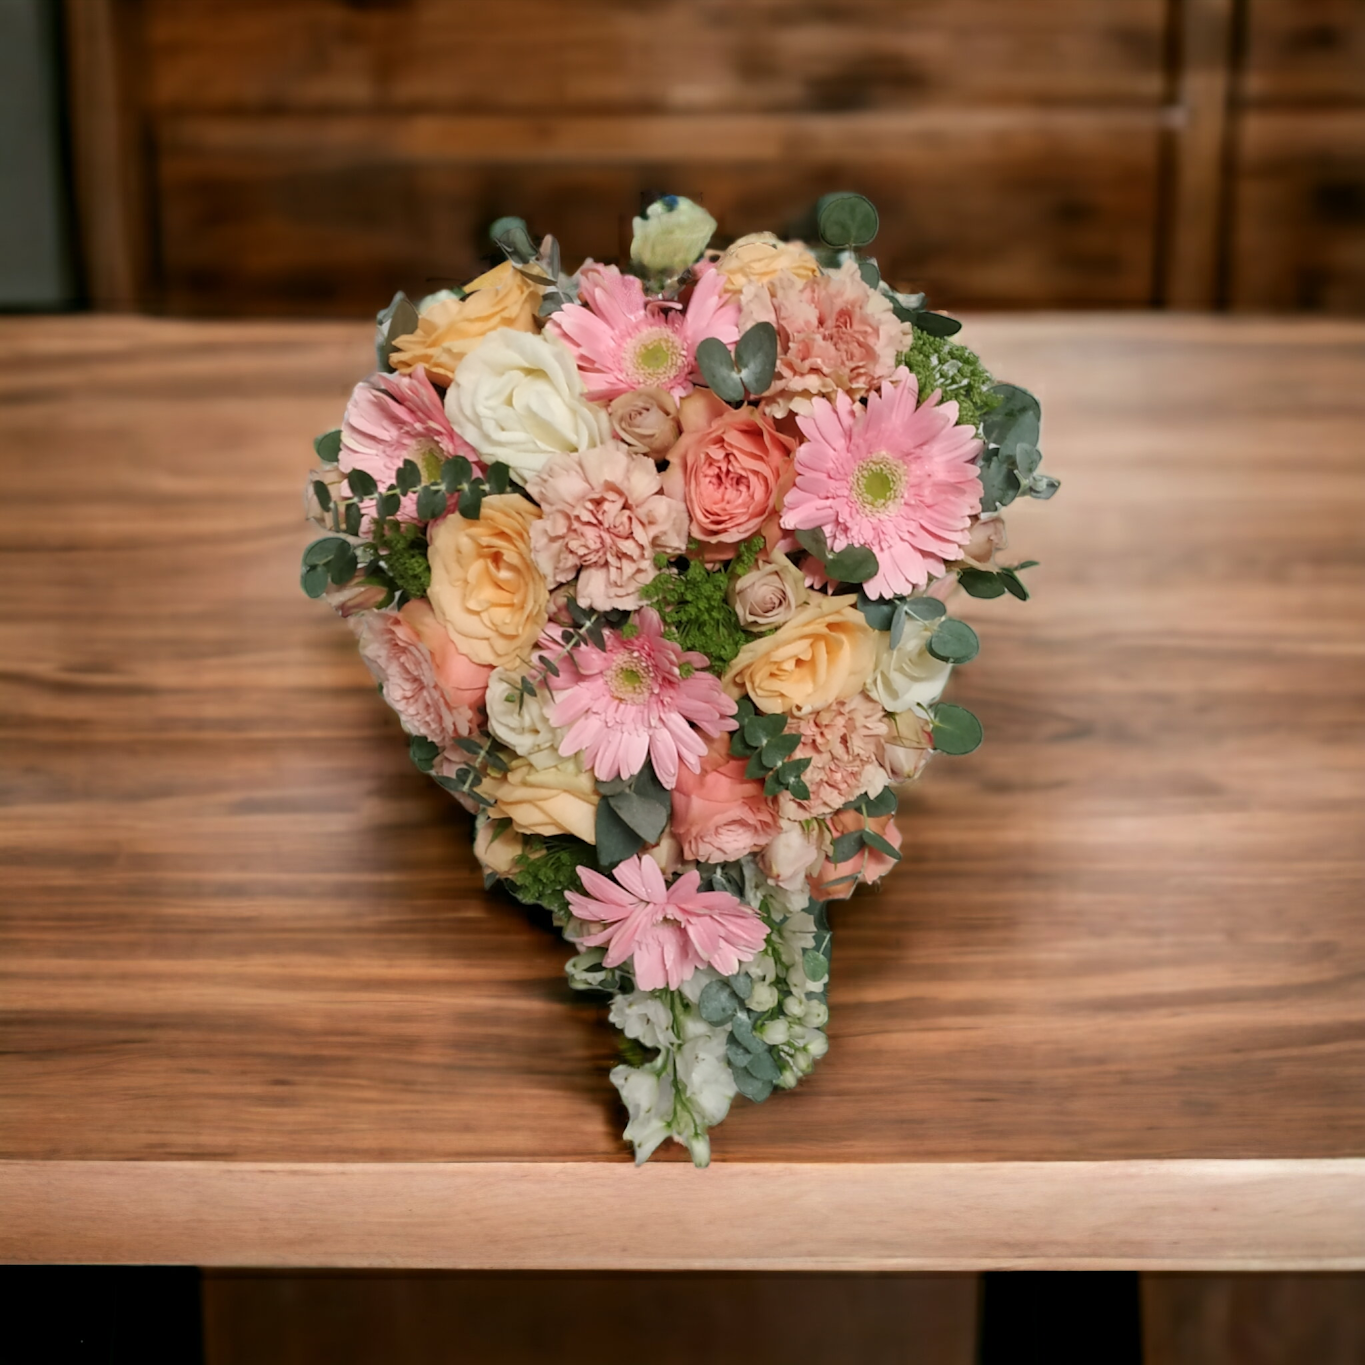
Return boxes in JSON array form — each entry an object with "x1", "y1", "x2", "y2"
[{"x1": 61, "y1": 0, "x2": 1365, "y2": 316}]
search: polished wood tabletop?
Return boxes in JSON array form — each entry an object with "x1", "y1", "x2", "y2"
[{"x1": 2, "y1": 314, "x2": 1363, "y2": 1268}]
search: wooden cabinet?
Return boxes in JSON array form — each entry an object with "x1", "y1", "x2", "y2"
[{"x1": 63, "y1": 0, "x2": 1365, "y2": 315}]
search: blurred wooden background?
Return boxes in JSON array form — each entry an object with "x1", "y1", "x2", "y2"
[{"x1": 62, "y1": 0, "x2": 1365, "y2": 317}]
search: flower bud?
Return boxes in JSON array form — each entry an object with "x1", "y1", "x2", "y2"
[
  {"x1": 801, "y1": 998, "x2": 829, "y2": 1028},
  {"x1": 757, "y1": 1018, "x2": 790, "y2": 1046},
  {"x1": 631, "y1": 196, "x2": 717, "y2": 274},
  {"x1": 748, "y1": 981, "x2": 779, "y2": 1012},
  {"x1": 783, "y1": 993, "x2": 804, "y2": 1018}
]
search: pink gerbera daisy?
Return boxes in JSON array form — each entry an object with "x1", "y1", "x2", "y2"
[
  {"x1": 545, "y1": 263, "x2": 740, "y2": 403},
  {"x1": 340, "y1": 366, "x2": 480, "y2": 519},
  {"x1": 567, "y1": 854, "x2": 768, "y2": 990},
  {"x1": 780, "y1": 366, "x2": 983, "y2": 599},
  {"x1": 543, "y1": 608, "x2": 737, "y2": 788}
]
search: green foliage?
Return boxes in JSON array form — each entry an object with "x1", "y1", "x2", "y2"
[
  {"x1": 375, "y1": 525, "x2": 431, "y2": 598},
  {"x1": 729, "y1": 696, "x2": 811, "y2": 802},
  {"x1": 816, "y1": 192, "x2": 879, "y2": 249},
  {"x1": 898, "y1": 330, "x2": 1001, "y2": 432},
  {"x1": 508, "y1": 834, "x2": 594, "y2": 916},
  {"x1": 640, "y1": 555, "x2": 750, "y2": 675}
]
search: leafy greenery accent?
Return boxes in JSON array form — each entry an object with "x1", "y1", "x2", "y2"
[
  {"x1": 509, "y1": 833, "x2": 595, "y2": 916},
  {"x1": 640, "y1": 545, "x2": 759, "y2": 675},
  {"x1": 374, "y1": 524, "x2": 431, "y2": 598},
  {"x1": 897, "y1": 330, "x2": 1001, "y2": 431}
]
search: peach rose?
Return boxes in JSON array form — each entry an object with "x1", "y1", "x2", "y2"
[
  {"x1": 661, "y1": 390, "x2": 795, "y2": 552},
  {"x1": 808, "y1": 812, "x2": 902, "y2": 901},
  {"x1": 724, "y1": 594, "x2": 879, "y2": 716},
  {"x1": 389, "y1": 263, "x2": 540, "y2": 384},
  {"x1": 608, "y1": 387, "x2": 680, "y2": 457},
  {"x1": 671, "y1": 732, "x2": 781, "y2": 864},
  {"x1": 426, "y1": 494, "x2": 548, "y2": 668},
  {"x1": 474, "y1": 819, "x2": 526, "y2": 876},
  {"x1": 953, "y1": 512, "x2": 1008, "y2": 570},
  {"x1": 400, "y1": 599, "x2": 493, "y2": 708},
  {"x1": 486, "y1": 755, "x2": 599, "y2": 844},
  {"x1": 713, "y1": 232, "x2": 821, "y2": 296}
]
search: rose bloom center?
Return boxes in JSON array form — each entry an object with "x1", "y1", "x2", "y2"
[
  {"x1": 852, "y1": 453, "x2": 906, "y2": 515},
  {"x1": 626, "y1": 328, "x2": 687, "y2": 386}
]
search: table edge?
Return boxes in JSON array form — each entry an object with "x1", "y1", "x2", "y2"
[{"x1": 3, "y1": 1159, "x2": 1363, "y2": 1270}]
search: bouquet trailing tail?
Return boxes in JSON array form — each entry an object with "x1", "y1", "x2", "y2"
[{"x1": 301, "y1": 194, "x2": 1057, "y2": 1165}]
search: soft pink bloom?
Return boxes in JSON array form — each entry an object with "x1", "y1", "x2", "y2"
[
  {"x1": 777, "y1": 693, "x2": 889, "y2": 821},
  {"x1": 353, "y1": 601, "x2": 488, "y2": 746},
  {"x1": 340, "y1": 367, "x2": 480, "y2": 520},
  {"x1": 543, "y1": 608, "x2": 737, "y2": 789},
  {"x1": 545, "y1": 263, "x2": 739, "y2": 403},
  {"x1": 739, "y1": 260, "x2": 907, "y2": 417},
  {"x1": 782, "y1": 367, "x2": 983, "y2": 598},
  {"x1": 526, "y1": 443, "x2": 688, "y2": 611},
  {"x1": 567, "y1": 854, "x2": 768, "y2": 990},
  {"x1": 808, "y1": 812, "x2": 902, "y2": 902},
  {"x1": 671, "y1": 731, "x2": 781, "y2": 864},
  {"x1": 660, "y1": 389, "x2": 796, "y2": 557}
]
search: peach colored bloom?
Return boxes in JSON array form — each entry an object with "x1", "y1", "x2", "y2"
[
  {"x1": 740, "y1": 260, "x2": 909, "y2": 417},
  {"x1": 352, "y1": 602, "x2": 487, "y2": 746},
  {"x1": 526, "y1": 443, "x2": 688, "y2": 611},
  {"x1": 808, "y1": 812, "x2": 902, "y2": 901},
  {"x1": 713, "y1": 232, "x2": 822, "y2": 296},
  {"x1": 661, "y1": 390, "x2": 795, "y2": 554},
  {"x1": 671, "y1": 732, "x2": 781, "y2": 864},
  {"x1": 777, "y1": 693, "x2": 889, "y2": 821},
  {"x1": 608, "y1": 387, "x2": 680, "y2": 457}
]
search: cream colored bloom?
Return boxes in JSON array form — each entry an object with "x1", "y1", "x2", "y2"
[
  {"x1": 713, "y1": 232, "x2": 821, "y2": 296},
  {"x1": 485, "y1": 667, "x2": 563, "y2": 769},
  {"x1": 445, "y1": 329, "x2": 610, "y2": 483},
  {"x1": 729, "y1": 551, "x2": 808, "y2": 630},
  {"x1": 486, "y1": 754, "x2": 599, "y2": 844},
  {"x1": 426, "y1": 494, "x2": 547, "y2": 668},
  {"x1": 867, "y1": 621, "x2": 953, "y2": 713},
  {"x1": 473, "y1": 819, "x2": 525, "y2": 876},
  {"x1": 631, "y1": 196, "x2": 717, "y2": 273}
]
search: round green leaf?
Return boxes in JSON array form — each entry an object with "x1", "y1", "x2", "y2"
[
  {"x1": 300, "y1": 563, "x2": 329, "y2": 598},
  {"x1": 903, "y1": 596, "x2": 947, "y2": 622},
  {"x1": 734, "y1": 321, "x2": 777, "y2": 395},
  {"x1": 695, "y1": 336, "x2": 744, "y2": 403},
  {"x1": 823, "y1": 545, "x2": 879, "y2": 584},
  {"x1": 931, "y1": 702, "x2": 983, "y2": 756},
  {"x1": 927, "y1": 618, "x2": 980, "y2": 664},
  {"x1": 699, "y1": 979, "x2": 741, "y2": 1026},
  {"x1": 957, "y1": 568, "x2": 1007, "y2": 599},
  {"x1": 817, "y1": 192, "x2": 879, "y2": 248},
  {"x1": 313, "y1": 429, "x2": 343, "y2": 463},
  {"x1": 303, "y1": 537, "x2": 347, "y2": 567}
]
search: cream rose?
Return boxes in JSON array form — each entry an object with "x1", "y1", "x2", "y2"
[
  {"x1": 473, "y1": 818, "x2": 525, "y2": 876},
  {"x1": 485, "y1": 667, "x2": 563, "y2": 769},
  {"x1": 426, "y1": 493, "x2": 548, "y2": 668},
  {"x1": 486, "y1": 754, "x2": 599, "y2": 844},
  {"x1": 723, "y1": 594, "x2": 878, "y2": 716},
  {"x1": 760, "y1": 824, "x2": 825, "y2": 893},
  {"x1": 713, "y1": 231, "x2": 821, "y2": 296},
  {"x1": 729, "y1": 551, "x2": 807, "y2": 630},
  {"x1": 445, "y1": 328, "x2": 610, "y2": 483},
  {"x1": 867, "y1": 622, "x2": 953, "y2": 713},
  {"x1": 389, "y1": 262, "x2": 540, "y2": 384}
]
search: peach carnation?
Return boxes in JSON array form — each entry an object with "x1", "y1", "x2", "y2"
[
  {"x1": 777, "y1": 693, "x2": 890, "y2": 821},
  {"x1": 671, "y1": 732, "x2": 781, "y2": 864},
  {"x1": 740, "y1": 260, "x2": 909, "y2": 417},
  {"x1": 526, "y1": 443, "x2": 688, "y2": 611}
]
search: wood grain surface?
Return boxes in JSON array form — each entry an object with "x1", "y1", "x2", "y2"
[{"x1": 1, "y1": 315, "x2": 1363, "y2": 1182}]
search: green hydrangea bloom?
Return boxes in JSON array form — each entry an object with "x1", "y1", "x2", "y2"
[
  {"x1": 640, "y1": 538, "x2": 763, "y2": 675},
  {"x1": 508, "y1": 834, "x2": 594, "y2": 919},
  {"x1": 377, "y1": 528, "x2": 431, "y2": 598},
  {"x1": 899, "y1": 330, "x2": 1001, "y2": 431}
]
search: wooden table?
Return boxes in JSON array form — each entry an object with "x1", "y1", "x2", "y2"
[{"x1": 2, "y1": 315, "x2": 1363, "y2": 1270}]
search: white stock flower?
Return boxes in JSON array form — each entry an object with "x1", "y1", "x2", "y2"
[
  {"x1": 675, "y1": 1023, "x2": 736, "y2": 1128},
  {"x1": 610, "y1": 1060, "x2": 674, "y2": 1165},
  {"x1": 609, "y1": 991, "x2": 678, "y2": 1051},
  {"x1": 485, "y1": 667, "x2": 563, "y2": 769},
  {"x1": 630, "y1": 196, "x2": 717, "y2": 274},
  {"x1": 445, "y1": 328, "x2": 610, "y2": 482},
  {"x1": 867, "y1": 621, "x2": 954, "y2": 713}
]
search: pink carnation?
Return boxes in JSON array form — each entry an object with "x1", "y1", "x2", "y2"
[
  {"x1": 543, "y1": 608, "x2": 737, "y2": 789},
  {"x1": 777, "y1": 693, "x2": 889, "y2": 821},
  {"x1": 782, "y1": 367, "x2": 983, "y2": 598},
  {"x1": 353, "y1": 600, "x2": 489, "y2": 746},
  {"x1": 567, "y1": 854, "x2": 768, "y2": 990},
  {"x1": 340, "y1": 367, "x2": 479, "y2": 520},
  {"x1": 526, "y1": 443, "x2": 688, "y2": 611},
  {"x1": 545, "y1": 263, "x2": 739, "y2": 403},
  {"x1": 739, "y1": 260, "x2": 908, "y2": 417}
]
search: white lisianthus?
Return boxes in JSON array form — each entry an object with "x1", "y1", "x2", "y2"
[
  {"x1": 485, "y1": 667, "x2": 563, "y2": 769},
  {"x1": 445, "y1": 328, "x2": 610, "y2": 482},
  {"x1": 610, "y1": 1060, "x2": 675, "y2": 1166},
  {"x1": 867, "y1": 621, "x2": 954, "y2": 712},
  {"x1": 609, "y1": 991, "x2": 678, "y2": 1051},
  {"x1": 630, "y1": 196, "x2": 717, "y2": 274}
]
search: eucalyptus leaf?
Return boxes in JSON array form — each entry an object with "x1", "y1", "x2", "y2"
[
  {"x1": 823, "y1": 545, "x2": 879, "y2": 584},
  {"x1": 857, "y1": 786, "x2": 897, "y2": 818},
  {"x1": 728, "y1": 971, "x2": 752, "y2": 1000},
  {"x1": 734, "y1": 321, "x2": 777, "y2": 396},
  {"x1": 904, "y1": 597, "x2": 947, "y2": 622},
  {"x1": 328, "y1": 542, "x2": 358, "y2": 586},
  {"x1": 856, "y1": 593, "x2": 896, "y2": 631},
  {"x1": 1027, "y1": 472, "x2": 1062, "y2": 500},
  {"x1": 794, "y1": 526, "x2": 830, "y2": 561},
  {"x1": 931, "y1": 702, "x2": 984, "y2": 756},
  {"x1": 744, "y1": 753, "x2": 766, "y2": 780},
  {"x1": 458, "y1": 487, "x2": 484, "y2": 519},
  {"x1": 732, "y1": 1067, "x2": 774, "y2": 1103},
  {"x1": 346, "y1": 467, "x2": 378, "y2": 499},
  {"x1": 927, "y1": 618, "x2": 979, "y2": 664},
  {"x1": 489, "y1": 215, "x2": 538, "y2": 264},
  {"x1": 979, "y1": 455, "x2": 1020, "y2": 512},
  {"x1": 802, "y1": 949, "x2": 830, "y2": 983},
  {"x1": 607, "y1": 788, "x2": 669, "y2": 844},
  {"x1": 857, "y1": 259, "x2": 880, "y2": 289},
  {"x1": 344, "y1": 501, "x2": 362, "y2": 536},
  {"x1": 726, "y1": 1035, "x2": 755, "y2": 1069},
  {"x1": 313, "y1": 429, "x2": 343, "y2": 464},
  {"x1": 729, "y1": 1012, "x2": 760, "y2": 1053},
  {"x1": 395, "y1": 460, "x2": 421, "y2": 495},
  {"x1": 998, "y1": 567, "x2": 1030, "y2": 601},
  {"x1": 486, "y1": 462, "x2": 511, "y2": 494},
  {"x1": 378, "y1": 490, "x2": 401, "y2": 518},
  {"x1": 311, "y1": 480, "x2": 332, "y2": 513},
  {"x1": 744, "y1": 1047, "x2": 781, "y2": 1083},
  {"x1": 786, "y1": 777, "x2": 810, "y2": 802},
  {"x1": 303, "y1": 537, "x2": 348, "y2": 567},
  {"x1": 830, "y1": 831, "x2": 864, "y2": 863},
  {"x1": 695, "y1": 336, "x2": 744, "y2": 403},
  {"x1": 595, "y1": 798, "x2": 643, "y2": 867},
  {"x1": 957, "y1": 568, "x2": 1008, "y2": 599},
  {"x1": 441, "y1": 455, "x2": 472, "y2": 492},
  {"x1": 300, "y1": 563, "x2": 329, "y2": 598},
  {"x1": 982, "y1": 383, "x2": 1041, "y2": 454},
  {"x1": 861, "y1": 829, "x2": 901, "y2": 861},
  {"x1": 408, "y1": 735, "x2": 441, "y2": 772},
  {"x1": 760, "y1": 732, "x2": 801, "y2": 766},
  {"x1": 911, "y1": 309, "x2": 963, "y2": 338},
  {"x1": 374, "y1": 292, "x2": 418, "y2": 371},
  {"x1": 1014, "y1": 442, "x2": 1042, "y2": 478},
  {"x1": 699, "y1": 979, "x2": 741, "y2": 1026},
  {"x1": 416, "y1": 485, "x2": 447, "y2": 521},
  {"x1": 816, "y1": 192, "x2": 879, "y2": 248}
]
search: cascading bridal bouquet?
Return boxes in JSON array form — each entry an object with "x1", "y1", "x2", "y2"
[{"x1": 301, "y1": 193, "x2": 1057, "y2": 1164}]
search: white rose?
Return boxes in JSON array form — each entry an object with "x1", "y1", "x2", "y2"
[
  {"x1": 760, "y1": 824, "x2": 824, "y2": 893},
  {"x1": 485, "y1": 667, "x2": 563, "y2": 769},
  {"x1": 445, "y1": 328, "x2": 610, "y2": 482},
  {"x1": 610, "y1": 1061, "x2": 674, "y2": 1165},
  {"x1": 609, "y1": 991, "x2": 678, "y2": 1051},
  {"x1": 630, "y1": 195, "x2": 717, "y2": 274},
  {"x1": 867, "y1": 622, "x2": 954, "y2": 712}
]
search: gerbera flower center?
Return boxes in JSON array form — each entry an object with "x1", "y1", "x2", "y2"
[
  {"x1": 625, "y1": 327, "x2": 687, "y2": 386},
  {"x1": 852, "y1": 454, "x2": 906, "y2": 515},
  {"x1": 606, "y1": 649, "x2": 656, "y2": 704}
]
